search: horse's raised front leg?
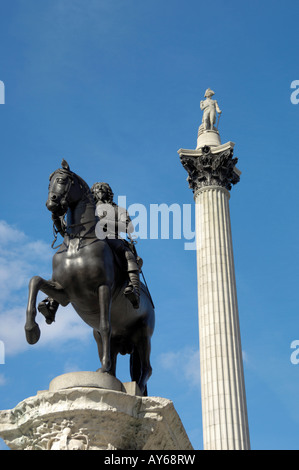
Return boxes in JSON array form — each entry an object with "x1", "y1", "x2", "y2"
[
  {"x1": 25, "y1": 276, "x2": 69, "y2": 345},
  {"x1": 97, "y1": 285, "x2": 112, "y2": 373}
]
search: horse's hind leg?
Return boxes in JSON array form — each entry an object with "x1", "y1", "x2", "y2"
[
  {"x1": 93, "y1": 330, "x2": 117, "y2": 376},
  {"x1": 97, "y1": 285, "x2": 112, "y2": 373},
  {"x1": 134, "y1": 335, "x2": 153, "y2": 396},
  {"x1": 25, "y1": 276, "x2": 68, "y2": 345},
  {"x1": 130, "y1": 350, "x2": 141, "y2": 384}
]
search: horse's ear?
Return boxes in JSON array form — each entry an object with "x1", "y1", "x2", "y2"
[{"x1": 61, "y1": 159, "x2": 70, "y2": 171}]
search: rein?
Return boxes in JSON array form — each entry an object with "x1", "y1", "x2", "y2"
[
  {"x1": 51, "y1": 219, "x2": 97, "y2": 250},
  {"x1": 51, "y1": 223, "x2": 61, "y2": 249}
]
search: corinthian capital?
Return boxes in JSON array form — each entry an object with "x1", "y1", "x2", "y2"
[{"x1": 178, "y1": 142, "x2": 240, "y2": 195}]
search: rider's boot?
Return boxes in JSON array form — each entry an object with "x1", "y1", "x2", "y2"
[
  {"x1": 124, "y1": 249, "x2": 140, "y2": 309},
  {"x1": 38, "y1": 297, "x2": 59, "y2": 324},
  {"x1": 124, "y1": 270, "x2": 140, "y2": 309}
]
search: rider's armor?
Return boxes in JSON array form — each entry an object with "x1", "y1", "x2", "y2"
[{"x1": 96, "y1": 198, "x2": 141, "y2": 309}]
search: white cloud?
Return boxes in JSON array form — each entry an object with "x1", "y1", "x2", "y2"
[
  {"x1": 37, "y1": 304, "x2": 91, "y2": 349},
  {"x1": 0, "y1": 304, "x2": 91, "y2": 357},
  {"x1": 0, "y1": 221, "x2": 52, "y2": 307},
  {"x1": 159, "y1": 347, "x2": 201, "y2": 389},
  {"x1": 0, "y1": 374, "x2": 6, "y2": 387},
  {"x1": 0, "y1": 307, "x2": 27, "y2": 356},
  {"x1": 63, "y1": 360, "x2": 83, "y2": 374},
  {"x1": 0, "y1": 221, "x2": 91, "y2": 357},
  {"x1": 0, "y1": 220, "x2": 27, "y2": 244},
  {"x1": 159, "y1": 347, "x2": 251, "y2": 392}
]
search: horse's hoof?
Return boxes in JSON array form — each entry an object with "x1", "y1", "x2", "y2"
[
  {"x1": 96, "y1": 367, "x2": 114, "y2": 376},
  {"x1": 38, "y1": 300, "x2": 57, "y2": 324},
  {"x1": 97, "y1": 360, "x2": 112, "y2": 374},
  {"x1": 25, "y1": 323, "x2": 41, "y2": 345}
]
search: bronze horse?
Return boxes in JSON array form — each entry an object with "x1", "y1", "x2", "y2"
[{"x1": 24, "y1": 161, "x2": 155, "y2": 395}]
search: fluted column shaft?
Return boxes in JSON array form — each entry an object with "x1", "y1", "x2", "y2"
[
  {"x1": 195, "y1": 185, "x2": 250, "y2": 450},
  {"x1": 178, "y1": 142, "x2": 250, "y2": 450}
]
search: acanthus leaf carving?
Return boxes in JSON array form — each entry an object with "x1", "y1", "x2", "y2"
[{"x1": 180, "y1": 145, "x2": 240, "y2": 193}]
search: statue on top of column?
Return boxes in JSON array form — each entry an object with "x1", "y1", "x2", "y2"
[{"x1": 200, "y1": 88, "x2": 222, "y2": 131}]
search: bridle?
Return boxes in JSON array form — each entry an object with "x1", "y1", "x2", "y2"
[
  {"x1": 48, "y1": 168, "x2": 75, "y2": 212},
  {"x1": 49, "y1": 168, "x2": 96, "y2": 249}
]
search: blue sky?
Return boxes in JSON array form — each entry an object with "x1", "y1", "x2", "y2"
[{"x1": 0, "y1": 0, "x2": 298, "y2": 450}]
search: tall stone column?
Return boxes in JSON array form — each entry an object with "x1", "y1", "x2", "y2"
[{"x1": 178, "y1": 129, "x2": 250, "y2": 449}]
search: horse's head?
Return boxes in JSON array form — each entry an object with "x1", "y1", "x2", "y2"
[{"x1": 46, "y1": 160, "x2": 87, "y2": 216}]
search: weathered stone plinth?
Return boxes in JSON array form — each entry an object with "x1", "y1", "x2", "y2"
[{"x1": 0, "y1": 372, "x2": 193, "y2": 451}]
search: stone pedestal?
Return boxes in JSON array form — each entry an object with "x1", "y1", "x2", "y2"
[
  {"x1": 0, "y1": 372, "x2": 193, "y2": 451},
  {"x1": 178, "y1": 142, "x2": 250, "y2": 450},
  {"x1": 197, "y1": 126, "x2": 221, "y2": 149}
]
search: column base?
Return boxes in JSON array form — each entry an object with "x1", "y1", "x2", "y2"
[{"x1": 0, "y1": 372, "x2": 193, "y2": 451}]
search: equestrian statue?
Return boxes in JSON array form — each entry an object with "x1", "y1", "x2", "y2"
[{"x1": 24, "y1": 160, "x2": 155, "y2": 396}]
